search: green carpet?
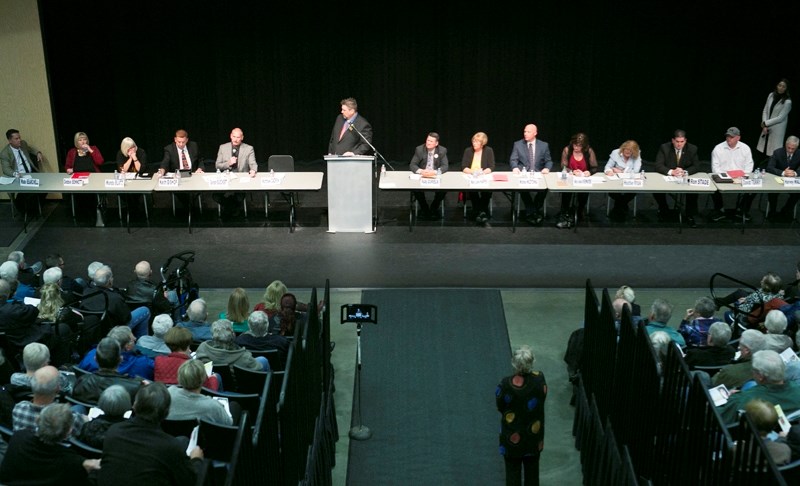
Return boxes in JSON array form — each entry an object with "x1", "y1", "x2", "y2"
[{"x1": 346, "y1": 289, "x2": 510, "y2": 485}]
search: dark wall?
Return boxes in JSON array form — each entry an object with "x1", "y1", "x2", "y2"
[{"x1": 39, "y1": 2, "x2": 798, "y2": 169}]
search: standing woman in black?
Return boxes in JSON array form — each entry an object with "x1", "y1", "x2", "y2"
[{"x1": 496, "y1": 344, "x2": 547, "y2": 486}]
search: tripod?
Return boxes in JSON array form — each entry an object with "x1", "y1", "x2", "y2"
[{"x1": 349, "y1": 321, "x2": 372, "y2": 440}]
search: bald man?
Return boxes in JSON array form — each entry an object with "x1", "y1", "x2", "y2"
[
  {"x1": 124, "y1": 261, "x2": 173, "y2": 316},
  {"x1": 509, "y1": 123, "x2": 553, "y2": 225},
  {"x1": 213, "y1": 127, "x2": 257, "y2": 216}
]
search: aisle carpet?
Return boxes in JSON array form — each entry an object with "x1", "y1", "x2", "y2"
[{"x1": 345, "y1": 289, "x2": 510, "y2": 485}]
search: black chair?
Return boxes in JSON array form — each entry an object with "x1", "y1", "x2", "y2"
[
  {"x1": 265, "y1": 154, "x2": 298, "y2": 217},
  {"x1": 68, "y1": 436, "x2": 103, "y2": 459},
  {"x1": 249, "y1": 348, "x2": 283, "y2": 371},
  {"x1": 211, "y1": 364, "x2": 237, "y2": 393},
  {"x1": 161, "y1": 417, "x2": 198, "y2": 438},
  {"x1": 0, "y1": 424, "x2": 13, "y2": 443},
  {"x1": 231, "y1": 365, "x2": 268, "y2": 395},
  {"x1": 200, "y1": 387, "x2": 260, "y2": 418},
  {"x1": 0, "y1": 332, "x2": 23, "y2": 372},
  {"x1": 72, "y1": 364, "x2": 91, "y2": 378},
  {"x1": 692, "y1": 364, "x2": 726, "y2": 378},
  {"x1": 64, "y1": 393, "x2": 97, "y2": 410},
  {"x1": 197, "y1": 411, "x2": 248, "y2": 486}
]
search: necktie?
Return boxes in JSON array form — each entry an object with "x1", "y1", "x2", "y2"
[
  {"x1": 181, "y1": 149, "x2": 189, "y2": 169},
  {"x1": 339, "y1": 121, "x2": 349, "y2": 141},
  {"x1": 17, "y1": 149, "x2": 30, "y2": 173},
  {"x1": 426, "y1": 152, "x2": 434, "y2": 170},
  {"x1": 676, "y1": 150, "x2": 681, "y2": 165},
  {"x1": 528, "y1": 142, "x2": 535, "y2": 170}
]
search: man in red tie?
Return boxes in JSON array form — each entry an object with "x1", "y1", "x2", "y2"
[
  {"x1": 327, "y1": 97, "x2": 373, "y2": 156},
  {"x1": 158, "y1": 129, "x2": 204, "y2": 176}
]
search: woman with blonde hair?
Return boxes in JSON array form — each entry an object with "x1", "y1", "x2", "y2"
[
  {"x1": 65, "y1": 131, "x2": 104, "y2": 174},
  {"x1": 461, "y1": 131, "x2": 496, "y2": 226},
  {"x1": 254, "y1": 280, "x2": 288, "y2": 316},
  {"x1": 115, "y1": 137, "x2": 148, "y2": 174},
  {"x1": 220, "y1": 287, "x2": 250, "y2": 333},
  {"x1": 604, "y1": 140, "x2": 642, "y2": 221}
]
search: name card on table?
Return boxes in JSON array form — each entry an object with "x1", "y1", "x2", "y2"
[
  {"x1": 208, "y1": 177, "x2": 229, "y2": 188},
  {"x1": 469, "y1": 178, "x2": 489, "y2": 187},
  {"x1": 572, "y1": 177, "x2": 593, "y2": 187},
  {"x1": 63, "y1": 178, "x2": 84, "y2": 187},
  {"x1": 622, "y1": 179, "x2": 644, "y2": 188},
  {"x1": 19, "y1": 177, "x2": 39, "y2": 187},
  {"x1": 158, "y1": 178, "x2": 180, "y2": 187},
  {"x1": 420, "y1": 178, "x2": 441, "y2": 187},
  {"x1": 104, "y1": 179, "x2": 125, "y2": 188},
  {"x1": 741, "y1": 179, "x2": 763, "y2": 188},
  {"x1": 783, "y1": 178, "x2": 800, "y2": 187},
  {"x1": 689, "y1": 178, "x2": 711, "y2": 187},
  {"x1": 518, "y1": 178, "x2": 541, "y2": 187},
  {"x1": 261, "y1": 176, "x2": 281, "y2": 186}
]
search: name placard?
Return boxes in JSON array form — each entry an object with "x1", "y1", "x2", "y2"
[
  {"x1": 63, "y1": 178, "x2": 84, "y2": 186},
  {"x1": 19, "y1": 178, "x2": 39, "y2": 187},
  {"x1": 208, "y1": 178, "x2": 229, "y2": 188},
  {"x1": 104, "y1": 179, "x2": 125, "y2": 188},
  {"x1": 741, "y1": 179, "x2": 763, "y2": 188},
  {"x1": 783, "y1": 178, "x2": 800, "y2": 187},
  {"x1": 622, "y1": 179, "x2": 644, "y2": 188},
  {"x1": 689, "y1": 178, "x2": 711, "y2": 187},
  {"x1": 420, "y1": 178, "x2": 441, "y2": 187},
  {"x1": 518, "y1": 178, "x2": 541, "y2": 187},
  {"x1": 469, "y1": 179, "x2": 489, "y2": 187},
  {"x1": 572, "y1": 177, "x2": 593, "y2": 186},
  {"x1": 260, "y1": 177, "x2": 281, "y2": 186},
  {"x1": 158, "y1": 178, "x2": 179, "y2": 187}
]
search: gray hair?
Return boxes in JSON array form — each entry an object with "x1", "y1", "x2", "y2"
[
  {"x1": 42, "y1": 266, "x2": 62, "y2": 285},
  {"x1": 186, "y1": 298, "x2": 208, "y2": 322},
  {"x1": 107, "y1": 325, "x2": 134, "y2": 349},
  {"x1": 0, "y1": 261, "x2": 18, "y2": 283},
  {"x1": 694, "y1": 297, "x2": 717, "y2": 318},
  {"x1": 7, "y1": 251, "x2": 24, "y2": 265},
  {"x1": 511, "y1": 345, "x2": 535, "y2": 374},
  {"x1": 98, "y1": 385, "x2": 132, "y2": 417},
  {"x1": 740, "y1": 329, "x2": 767, "y2": 354},
  {"x1": 151, "y1": 314, "x2": 174, "y2": 338},
  {"x1": 752, "y1": 350, "x2": 785, "y2": 384},
  {"x1": 211, "y1": 319, "x2": 235, "y2": 344},
  {"x1": 615, "y1": 285, "x2": 635, "y2": 304},
  {"x1": 708, "y1": 322, "x2": 732, "y2": 347},
  {"x1": 96, "y1": 337, "x2": 122, "y2": 369},
  {"x1": 22, "y1": 342, "x2": 50, "y2": 371},
  {"x1": 0, "y1": 279, "x2": 9, "y2": 300},
  {"x1": 650, "y1": 299, "x2": 673, "y2": 323},
  {"x1": 31, "y1": 366, "x2": 60, "y2": 396},
  {"x1": 649, "y1": 331, "x2": 672, "y2": 363},
  {"x1": 177, "y1": 359, "x2": 206, "y2": 390},
  {"x1": 93, "y1": 265, "x2": 113, "y2": 286},
  {"x1": 87, "y1": 261, "x2": 104, "y2": 279},
  {"x1": 787, "y1": 135, "x2": 800, "y2": 147},
  {"x1": 247, "y1": 310, "x2": 269, "y2": 337},
  {"x1": 36, "y1": 403, "x2": 74, "y2": 444},
  {"x1": 764, "y1": 310, "x2": 788, "y2": 334}
]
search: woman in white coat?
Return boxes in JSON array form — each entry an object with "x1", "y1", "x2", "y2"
[{"x1": 757, "y1": 78, "x2": 791, "y2": 157}]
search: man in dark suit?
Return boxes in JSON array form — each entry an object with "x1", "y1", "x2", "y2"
[
  {"x1": 409, "y1": 132, "x2": 449, "y2": 220},
  {"x1": 0, "y1": 129, "x2": 43, "y2": 215},
  {"x1": 328, "y1": 97, "x2": 373, "y2": 156},
  {"x1": 158, "y1": 129, "x2": 204, "y2": 175},
  {"x1": 766, "y1": 135, "x2": 800, "y2": 221},
  {"x1": 653, "y1": 129, "x2": 700, "y2": 227},
  {"x1": 509, "y1": 124, "x2": 553, "y2": 225}
]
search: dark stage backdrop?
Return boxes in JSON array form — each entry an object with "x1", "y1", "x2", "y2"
[{"x1": 39, "y1": 2, "x2": 797, "y2": 172}]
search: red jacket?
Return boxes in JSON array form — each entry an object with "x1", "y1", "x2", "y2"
[{"x1": 154, "y1": 352, "x2": 219, "y2": 390}]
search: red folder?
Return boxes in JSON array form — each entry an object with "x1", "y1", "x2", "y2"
[
  {"x1": 71, "y1": 172, "x2": 91, "y2": 179},
  {"x1": 492, "y1": 174, "x2": 508, "y2": 182},
  {"x1": 727, "y1": 169, "x2": 745, "y2": 178}
]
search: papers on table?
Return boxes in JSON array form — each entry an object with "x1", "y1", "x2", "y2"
[{"x1": 0, "y1": 176, "x2": 15, "y2": 185}]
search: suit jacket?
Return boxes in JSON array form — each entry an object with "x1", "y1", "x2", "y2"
[
  {"x1": 0, "y1": 141, "x2": 39, "y2": 176},
  {"x1": 461, "y1": 146, "x2": 496, "y2": 170},
  {"x1": 766, "y1": 146, "x2": 800, "y2": 175},
  {"x1": 215, "y1": 142, "x2": 257, "y2": 172},
  {"x1": 328, "y1": 114, "x2": 373, "y2": 155},
  {"x1": 509, "y1": 138, "x2": 553, "y2": 172},
  {"x1": 654, "y1": 141, "x2": 698, "y2": 175},
  {"x1": 409, "y1": 144, "x2": 448, "y2": 173},
  {"x1": 159, "y1": 141, "x2": 202, "y2": 172}
]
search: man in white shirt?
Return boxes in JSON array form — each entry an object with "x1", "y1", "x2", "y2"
[{"x1": 710, "y1": 127, "x2": 755, "y2": 221}]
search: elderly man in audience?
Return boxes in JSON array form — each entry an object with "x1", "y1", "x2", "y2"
[
  {"x1": 10, "y1": 342, "x2": 75, "y2": 395},
  {"x1": 72, "y1": 337, "x2": 145, "y2": 404},
  {"x1": 12, "y1": 365, "x2": 86, "y2": 434},
  {"x1": 124, "y1": 260, "x2": 174, "y2": 316},
  {"x1": 136, "y1": 313, "x2": 173, "y2": 357},
  {"x1": 0, "y1": 403, "x2": 100, "y2": 485},
  {"x1": 762, "y1": 309, "x2": 794, "y2": 353},
  {"x1": 743, "y1": 399, "x2": 793, "y2": 465},
  {"x1": 713, "y1": 329, "x2": 767, "y2": 389},
  {"x1": 0, "y1": 278, "x2": 57, "y2": 358},
  {"x1": 154, "y1": 326, "x2": 219, "y2": 390},
  {"x1": 237, "y1": 310, "x2": 290, "y2": 358},
  {"x1": 719, "y1": 350, "x2": 800, "y2": 425},
  {"x1": 7, "y1": 250, "x2": 41, "y2": 289},
  {"x1": 80, "y1": 325, "x2": 154, "y2": 379},
  {"x1": 196, "y1": 319, "x2": 270, "y2": 371},
  {"x1": 81, "y1": 264, "x2": 151, "y2": 339},
  {"x1": 0, "y1": 260, "x2": 34, "y2": 301},
  {"x1": 645, "y1": 299, "x2": 686, "y2": 347},
  {"x1": 76, "y1": 384, "x2": 132, "y2": 449},
  {"x1": 98, "y1": 382, "x2": 204, "y2": 485},
  {"x1": 178, "y1": 297, "x2": 212, "y2": 342},
  {"x1": 168, "y1": 359, "x2": 233, "y2": 425},
  {"x1": 684, "y1": 321, "x2": 736, "y2": 369},
  {"x1": 678, "y1": 296, "x2": 720, "y2": 347}
]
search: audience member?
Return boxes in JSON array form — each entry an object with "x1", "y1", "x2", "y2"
[
  {"x1": 195, "y1": 319, "x2": 270, "y2": 371},
  {"x1": 10, "y1": 342, "x2": 75, "y2": 395},
  {"x1": 178, "y1": 298, "x2": 212, "y2": 342},
  {"x1": 72, "y1": 337, "x2": 144, "y2": 404},
  {"x1": 254, "y1": 280, "x2": 288, "y2": 316},
  {"x1": 136, "y1": 313, "x2": 173, "y2": 357},
  {"x1": 710, "y1": 127, "x2": 755, "y2": 221},
  {"x1": 76, "y1": 384, "x2": 131, "y2": 449},
  {"x1": 12, "y1": 365, "x2": 85, "y2": 435},
  {"x1": 44, "y1": 252, "x2": 81, "y2": 297},
  {"x1": 409, "y1": 132, "x2": 449, "y2": 220},
  {"x1": 645, "y1": 299, "x2": 686, "y2": 347},
  {"x1": 269, "y1": 293, "x2": 306, "y2": 337},
  {"x1": 720, "y1": 272, "x2": 785, "y2": 329},
  {"x1": 0, "y1": 403, "x2": 100, "y2": 485},
  {"x1": 555, "y1": 132, "x2": 598, "y2": 229},
  {"x1": 604, "y1": 140, "x2": 642, "y2": 221},
  {"x1": 683, "y1": 321, "x2": 736, "y2": 369},
  {"x1": 0, "y1": 278, "x2": 57, "y2": 358},
  {"x1": 743, "y1": 398, "x2": 792, "y2": 465},
  {"x1": 763, "y1": 310, "x2": 794, "y2": 353},
  {"x1": 124, "y1": 260, "x2": 173, "y2": 316},
  {"x1": 712, "y1": 329, "x2": 767, "y2": 389},
  {"x1": 97, "y1": 382, "x2": 204, "y2": 485},
  {"x1": 1, "y1": 260, "x2": 33, "y2": 301},
  {"x1": 236, "y1": 310, "x2": 290, "y2": 361},
  {"x1": 168, "y1": 359, "x2": 232, "y2": 425},
  {"x1": 154, "y1": 327, "x2": 219, "y2": 390},
  {"x1": 678, "y1": 296, "x2": 720, "y2": 347},
  {"x1": 81, "y1": 265, "x2": 150, "y2": 339},
  {"x1": 79, "y1": 325, "x2": 154, "y2": 380},
  {"x1": 220, "y1": 287, "x2": 250, "y2": 334},
  {"x1": 7, "y1": 250, "x2": 41, "y2": 289},
  {"x1": 649, "y1": 330, "x2": 673, "y2": 376},
  {"x1": 615, "y1": 285, "x2": 641, "y2": 316}
]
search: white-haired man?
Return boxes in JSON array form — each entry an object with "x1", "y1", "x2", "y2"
[{"x1": 136, "y1": 314, "x2": 173, "y2": 357}]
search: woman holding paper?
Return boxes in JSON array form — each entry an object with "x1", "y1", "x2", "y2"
[
  {"x1": 556, "y1": 133, "x2": 598, "y2": 229},
  {"x1": 65, "y1": 132, "x2": 104, "y2": 174},
  {"x1": 604, "y1": 140, "x2": 642, "y2": 221},
  {"x1": 461, "y1": 132, "x2": 495, "y2": 226}
]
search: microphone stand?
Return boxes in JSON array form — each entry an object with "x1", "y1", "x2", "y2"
[{"x1": 349, "y1": 123, "x2": 396, "y2": 229}]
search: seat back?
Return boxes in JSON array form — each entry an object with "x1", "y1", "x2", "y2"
[
  {"x1": 267, "y1": 155, "x2": 294, "y2": 172},
  {"x1": 212, "y1": 364, "x2": 237, "y2": 393},
  {"x1": 249, "y1": 348, "x2": 283, "y2": 371},
  {"x1": 232, "y1": 364, "x2": 268, "y2": 395},
  {"x1": 200, "y1": 387, "x2": 260, "y2": 417},
  {"x1": 68, "y1": 436, "x2": 103, "y2": 459},
  {"x1": 161, "y1": 417, "x2": 198, "y2": 438},
  {"x1": 197, "y1": 411, "x2": 248, "y2": 486}
]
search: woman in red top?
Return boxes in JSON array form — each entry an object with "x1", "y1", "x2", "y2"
[
  {"x1": 154, "y1": 327, "x2": 220, "y2": 390},
  {"x1": 555, "y1": 133, "x2": 598, "y2": 229},
  {"x1": 65, "y1": 131, "x2": 104, "y2": 173}
]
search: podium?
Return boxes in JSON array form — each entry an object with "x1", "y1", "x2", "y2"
[{"x1": 325, "y1": 155, "x2": 375, "y2": 233}]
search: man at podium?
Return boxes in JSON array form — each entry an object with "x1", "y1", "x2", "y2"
[{"x1": 328, "y1": 97, "x2": 373, "y2": 156}]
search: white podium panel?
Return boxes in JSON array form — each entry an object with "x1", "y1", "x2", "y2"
[{"x1": 325, "y1": 155, "x2": 375, "y2": 233}]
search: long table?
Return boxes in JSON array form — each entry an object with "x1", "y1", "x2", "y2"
[{"x1": 714, "y1": 174, "x2": 800, "y2": 232}]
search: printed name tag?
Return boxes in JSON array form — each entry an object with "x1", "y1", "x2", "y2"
[
  {"x1": 469, "y1": 179, "x2": 489, "y2": 187},
  {"x1": 622, "y1": 179, "x2": 644, "y2": 188},
  {"x1": 572, "y1": 177, "x2": 593, "y2": 186},
  {"x1": 158, "y1": 178, "x2": 179, "y2": 187},
  {"x1": 741, "y1": 179, "x2": 763, "y2": 188},
  {"x1": 518, "y1": 178, "x2": 541, "y2": 187},
  {"x1": 208, "y1": 178, "x2": 229, "y2": 188},
  {"x1": 19, "y1": 178, "x2": 39, "y2": 187},
  {"x1": 104, "y1": 179, "x2": 125, "y2": 188},
  {"x1": 689, "y1": 178, "x2": 711, "y2": 187},
  {"x1": 420, "y1": 178, "x2": 441, "y2": 187},
  {"x1": 783, "y1": 178, "x2": 800, "y2": 187},
  {"x1": 261, "y1": 177, "x2": 281, "y2": 186},
  {"x1": 63, "y1": 178, "x2": 84, "y2": 186}
]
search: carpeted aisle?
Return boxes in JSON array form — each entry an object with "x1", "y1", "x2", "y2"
[{"x1": 346, "y1": 289, "x2": 510, "y2": 485}]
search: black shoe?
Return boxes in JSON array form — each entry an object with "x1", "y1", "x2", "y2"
[
  {"x1": 709, "y1": 210, "x2": 727, "y2": 222},
  {"x1": 686, "y1": 216, "x2": 697, "y2": 228},
  {"x1": 556, "y1": 218, "x2": 573, "y2": 229}
]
